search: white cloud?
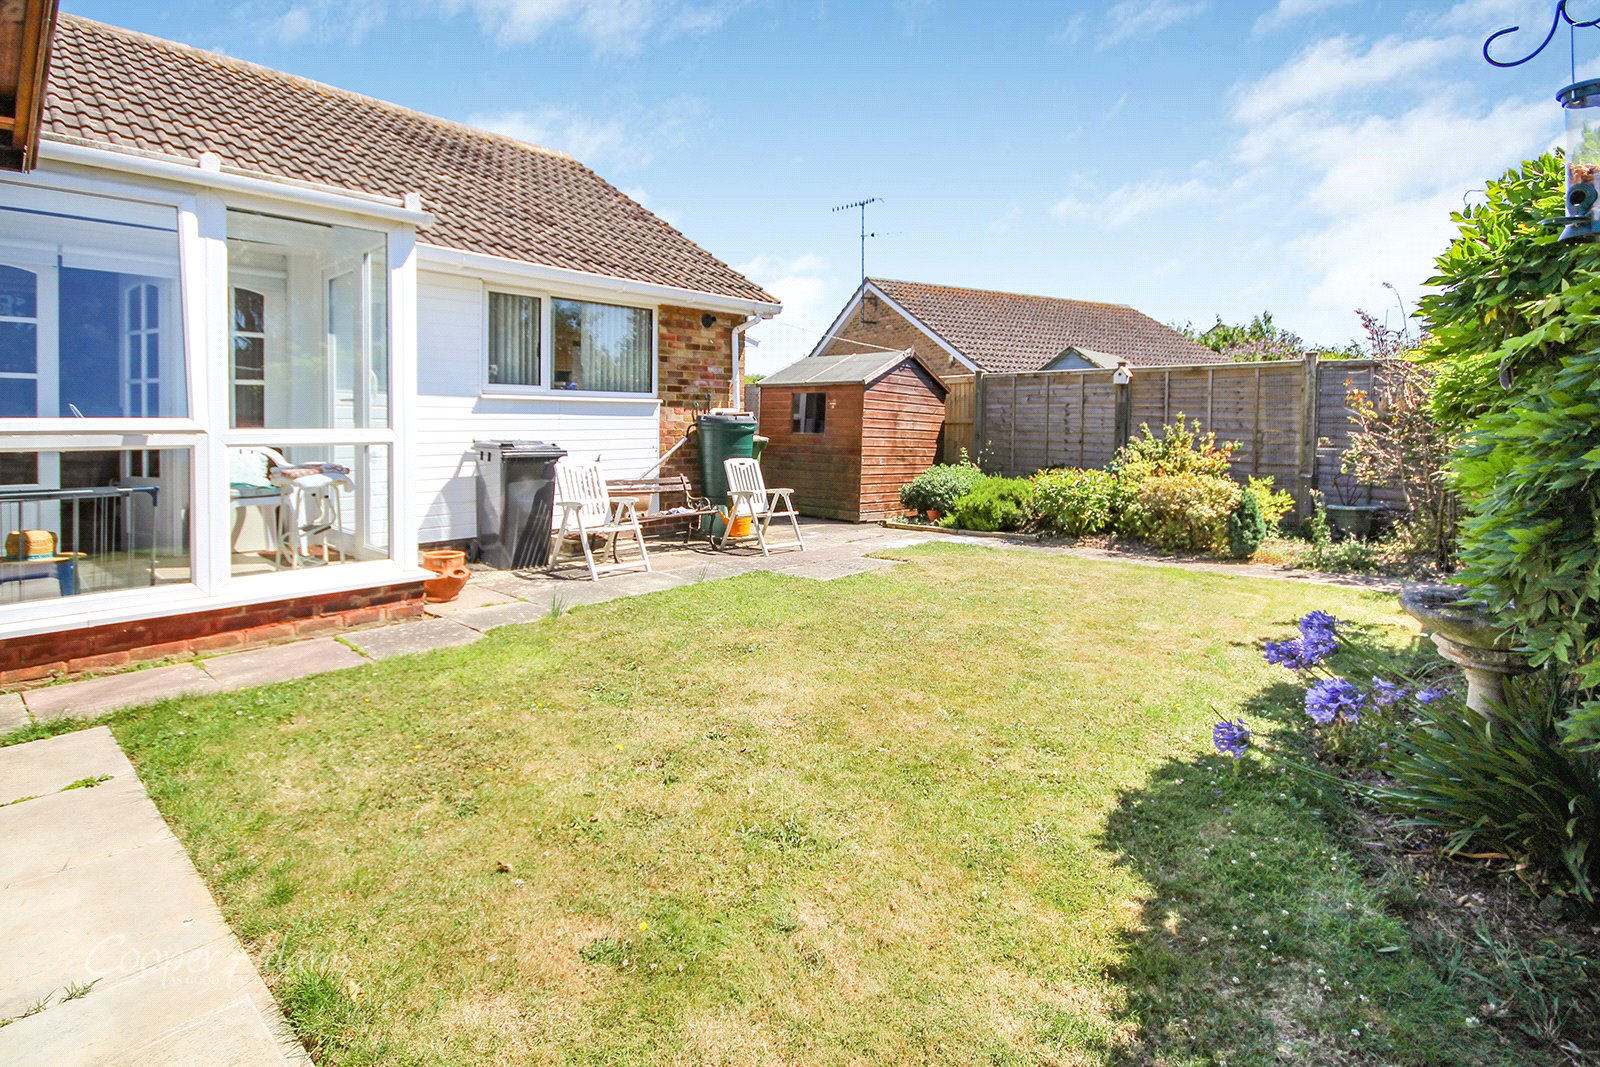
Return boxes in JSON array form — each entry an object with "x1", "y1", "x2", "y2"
[
  {"x1": 436, "y1": 0, "x2": 741, "y2": 54},
  {"x1": 620, "y1": 185, "x2": 682, "y2": 230},
  {"x1": 735, "y1": 253, "x2": 841, "y2": 376},
  {"x1": 1253, "y1": 0, "x2": 1354, "y2": 35},
  {"x1": 263, "y1": 0, "x2": 386, "y2": 44},
  {"x1": 470, "y1": 107, "x2": 652, "y2": 170},
  {"x1": 468, "y1": 99, "x2": 702, "y2": 173},
  {"x1": 1051, "y1": 176, "x2": 1223, "y2": 229},
  {"x1": 1224, "y1": 27, "x2": 1560, "y2": 337},
  {"x1": 1098, "y1": 0, "x2": 1207, "y2": 49},
  {"x1": 1232, "y1": 34, "x2": 1462, "y2": 125}
]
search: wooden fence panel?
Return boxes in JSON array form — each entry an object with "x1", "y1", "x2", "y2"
[
  {"x1": 953, "y1": 357, "x2": 1404, "y2": 513},
  {"x1": 943, "y1": 376, "x2": 975, "y2": 463}
]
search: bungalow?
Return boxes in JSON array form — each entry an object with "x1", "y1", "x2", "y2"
[
  {"x1": 0, "y1": 15, "x2": 780, "y2": 682},
  {"x1": 809, "y1": 277, "x2": 1223, "y2": 379}
]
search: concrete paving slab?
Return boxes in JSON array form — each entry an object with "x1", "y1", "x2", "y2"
[
  {"x1": 0, "y1": 727, "x2": 310, "y2": 1066},
  {"x1": 450, "y1": 599, "x2": 556, "y2": 632},
  {"x1": 1, "y1": 955, "x2": 308, "y2": 1067},
  {"x1": 344, "y1": 617, "x2": 481, "y2": 660},
  {"x1": 787, "y1": 557, "x2": 901, "y2": 581},
  {"x1": 0, "y1": 723, "x2": 134, "y2": 805},
  {"x1": 0, "y1": 837, "x2": 224, "y2": 1016},
  {"x1": 201, "y1": 637, "x2": 367, "y2": 690},
  {"x1": 0, "y1": 776, "x2": 165, "y2": 886},
  {"x1": 23, "y1": 664, "x2": 219, "y2": 722},
  {"x1": 422, "y1": 581, "x2": 521, "y2": 616},
  {"x1": 0, "y1": 691, "x2": 28, "y2": 732}
]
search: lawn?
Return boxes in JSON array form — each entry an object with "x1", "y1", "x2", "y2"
[{"x1": 37, "y1": 543, "x2": 1531, "y2": 1064}]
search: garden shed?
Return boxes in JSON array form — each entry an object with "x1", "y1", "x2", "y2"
[{"x1": 756, "y1": 349, "x2": 947, "y2": 522}]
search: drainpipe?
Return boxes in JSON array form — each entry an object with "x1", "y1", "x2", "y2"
[{"x1": 731, "y1": 312, "x2": 770, "y2": 411}]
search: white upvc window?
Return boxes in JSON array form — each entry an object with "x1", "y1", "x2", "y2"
[
  {"x1": 0, "y1": 171, "x2": 417, "y2": 630},
  {"x1": 482, "y1": 286, "x2": 655, "y2": 397}
]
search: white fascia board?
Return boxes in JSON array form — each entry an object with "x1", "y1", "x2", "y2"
[
  {"x1": 37, "y1": 139, "x2": 434, "y2": 226},
  {"x1": 864, "y1": 281, "x2": 981, "y2": 374},
  {"x1": 418, "y1": 244, "x2": 783, "y2": 317}
]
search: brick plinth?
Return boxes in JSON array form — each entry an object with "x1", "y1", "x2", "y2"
[
  {"x1": 0, "y1": 581, "x2": 425, "y2": 687},
  {"x1": 658, "y1": 304, "x2": 738, "y2": 493}
]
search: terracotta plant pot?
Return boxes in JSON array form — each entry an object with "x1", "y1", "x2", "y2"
[
  {"x1": 420, "y1": 548, "x2": 466, "y2": 575},
  {"x1": 423, "y1": 565, "x2": 471, "y2": 604}
]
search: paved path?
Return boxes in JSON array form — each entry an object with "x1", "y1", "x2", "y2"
[
  {"x1": 0, "y1": 728, "x2": 312, "y2": 1066},
  {"x1": 2, "y1": 522, "x2": 944, "y2": 727},
  {"x1": 1, "y1": 520, "x2": 1407, "y2": 729}
]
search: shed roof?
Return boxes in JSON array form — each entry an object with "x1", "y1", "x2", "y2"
[
  {"x1": 38, "y1": 16, "x2": 776, "y2": 306},
  {"x1": 860, "y1": 278, "x2": 1223, "y2": 374},
  {"x1": 761, "y1": 349, "x2": 937, "y2": 388}
]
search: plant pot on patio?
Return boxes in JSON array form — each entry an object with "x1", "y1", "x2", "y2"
[
  {"x1": 420, "y1": 549, "x2": 471, "y2": 603},
  {"x1": 1324, "y1": 504, "x2": 1380, "y2": 540}
]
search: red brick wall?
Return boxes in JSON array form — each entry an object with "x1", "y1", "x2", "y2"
[
  {"x1": 819, "y1": 295, "x2": 969, "y2": 381},
  {"x1": 657, "y1": 305, "x2": 737, "y2": 492},
  {"x1": 0, "y1": 582, "x2": 425, "y2": 686}
]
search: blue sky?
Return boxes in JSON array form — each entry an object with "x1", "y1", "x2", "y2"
[{"x1": 63, "y1": 0, "x2": 1582, "y2": 373}]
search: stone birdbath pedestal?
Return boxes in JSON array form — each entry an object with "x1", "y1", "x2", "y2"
[{"x1": 1399, "y1": 586, "x2": 1533, "y2": 714}]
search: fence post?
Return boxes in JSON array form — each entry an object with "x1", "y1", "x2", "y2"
[
  {"x1": 973, "y1": 371, "x2": 988, "y2": 471},
  {"x1": 1113, "y1": 373, "x2": 1133, "y2": 449},
  {"x1": 1296, "y1": 354, "x2": 1320, "y2": 515}
]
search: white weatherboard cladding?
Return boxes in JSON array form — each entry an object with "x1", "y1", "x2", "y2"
[{"x1": 414, "y1": 271, "x2": 661, "y2": 543}]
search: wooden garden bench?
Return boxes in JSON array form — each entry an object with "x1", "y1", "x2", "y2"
[{"x1": 606, "y1": 474, "x2": 714, "y2": 546}]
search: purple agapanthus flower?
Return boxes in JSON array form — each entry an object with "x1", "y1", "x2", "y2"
[
  {"x1": 1371, "y1": 678, "x2": 1408, "y2": 708},
  {"x1": 1263, "y1": 611, "x2": 1342, "y2": 671},
  {"x1": 1414, "y1": 687, "x2": 1449, "y2": 704},
  {"x1": 1306, "y1": 678, "x2": 1365, "y2": 725},
  {"x1": 1213, "y1": 718, "x2": 1251, "y2": 759}
]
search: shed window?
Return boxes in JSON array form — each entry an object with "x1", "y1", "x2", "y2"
[{"x1": 791, "y1": 392, "x2": 826, "y2": 434}]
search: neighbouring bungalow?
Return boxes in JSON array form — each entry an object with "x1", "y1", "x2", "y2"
[
  {"x1": 0, "y1": 14, "x2": 780, "y2": 682},
  {"x1": 753, "y1": 349, "x2": 946, "y2": 522},
  {"x1": 751, "y1": 278, "x2": 1221, "y2": 519},
  {"x1": 809, "y1": 277, "x2": 1224, "y2": 380}
]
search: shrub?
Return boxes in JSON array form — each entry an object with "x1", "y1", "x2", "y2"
[
  {"x1": 1031, "y1": 468, "x2": 1121, "y2": 536},
  {"x1": 1245, "y1": 476, "x2": 1295, "y2": 530},
  {"x1": 1376, "y1": 670, "x2": 1600, "y2": 903},
  {"x1": 1119, "y1": 472, "x2": 1241, "y2": 553},
  {"x1": 1110, "y1": 415, "x2": 1237, "y2": 485},
  {"x1": 1226, "y1": 488, "x2": 1268, "y2": 559},
  {"x1": 900, "y1": 459, "x2": 983, "y2": 519},
  {"x1": 943, "y1": 476, "x2": 1034, "y2": 533}
]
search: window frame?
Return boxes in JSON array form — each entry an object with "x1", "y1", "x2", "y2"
[
  {"x1": 480, "y1": 282, "x2": 658, "y2": 400},
  {"x1": 0, "y1": 171, "x2": 420, "y2": 634},
  {"x1": 482, "y1": 287, "x2": 544, "y2": 393},
  {"x1": 791, "y1": 391, "x2": 827, "y2": 435}
]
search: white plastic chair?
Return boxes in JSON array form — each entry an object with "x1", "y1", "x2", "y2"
[
  {"x1": 550, "y1": 461, "x2": 652, "y2": 580},
  {"x1": 720, "y1": 457, "x2": 805, "y2": 556},
  {"x1": 228, "y1": 447, "x2": 291, "y2": 567}
]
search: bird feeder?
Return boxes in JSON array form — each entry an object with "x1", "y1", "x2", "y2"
[{"x1": 1558, "y1": 79, "x2": 1600, "y2": 242}]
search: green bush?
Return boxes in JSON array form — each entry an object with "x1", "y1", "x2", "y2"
[
  {"x1": 1119, "y1": 472, "x2": 1241, "y2": 553},
  {"x1": 1377, "y1": 670, "x2": 1600, "y2": 903},
  {"x1": 1226, "y1": 488, "x2": 1268, "y2": 559},
  {"x1": 1031, "y1": 468, "x2": 1121, "y2": 536},
  {"x1": 942, "y1": 476, "x2": 1034, "y2": 533},
  {"x1": 1110, "y1": 415, "x2": 1236, "y2": 485},
  {"x1": 900, "y1": 460, "x2": 983, "y2": 519},
  {"x1": 1245, "y1": 476, "x2": 1295, "y2": 530}
]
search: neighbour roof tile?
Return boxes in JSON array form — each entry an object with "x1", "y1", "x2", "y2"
[
  {"x1": 39, "y1": 16, "x2": 776, "y2": 306},
  {"x1": 866, "y1": 278, "x2": 1224, "y2": 373}
]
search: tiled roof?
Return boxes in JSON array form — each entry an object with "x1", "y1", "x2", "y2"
[
  {"x1": 762, "y1": 349, "x2": 920, "y2": 386},
  {"x1": 868, "y1": 278, "x2": 1224, "y2": 373},
  {"x1": 39, "y1": 16, "x2": 776, "y2": 306}
]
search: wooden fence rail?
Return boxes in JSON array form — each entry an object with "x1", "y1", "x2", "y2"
[{"x1": 956, "y1": 357, "x2": 1401, "y2": 513}]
